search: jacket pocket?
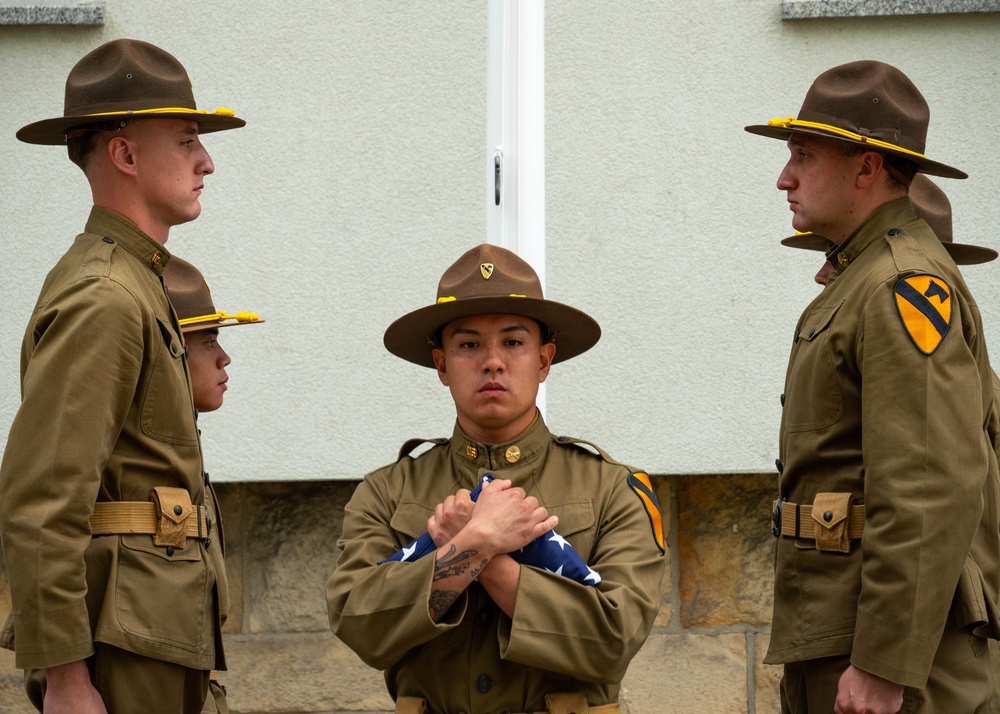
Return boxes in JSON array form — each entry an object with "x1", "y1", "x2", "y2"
[
  {"x1": 783, "y1": 302, "x2": 845, "y2": 433},
  {"x1": 949, "y1": 554, "x2": 1000, "y2": 639},
  {"x1": 140, "y1": 316, "x2": 198, "y2": 446},
  {"x1": 792, "y1": 543, "x2": 861, "y2": 640},
  {"x1": 114, "y1": 534, "x2": 210, "y2": 652},
  {"x1": 390, "y1": 501, "x2": 434, "y2": 542}
]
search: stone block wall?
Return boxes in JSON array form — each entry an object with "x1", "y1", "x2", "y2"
[{"x1": 0, "y1": 473, "x2": 781, "y2": 713}]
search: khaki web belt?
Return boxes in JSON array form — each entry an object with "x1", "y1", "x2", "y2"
[
  {"x1": 91, "y1": 488, "x2": 211, "y2": 548},
  {"x1": 394, "y1": 694, "x2": 619, "y2": 714},
  {"x1": 772, "y1": 498, "x2": 865, "y2": 543}
]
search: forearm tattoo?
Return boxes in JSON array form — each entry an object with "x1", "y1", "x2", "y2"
[
  {"x1": 428, "y1": 545, "x2": 489, "y2": 621},
  {"x1": 429, "y1": 589, "x2": 460, "y2": 621},
  {"x1": 432, "y1": 544, "x2": 482, "y2": 582}
]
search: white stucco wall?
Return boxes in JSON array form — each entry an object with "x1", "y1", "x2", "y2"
[{"x1": 0, "y1": 1, "x2": 998, "y2": 481}]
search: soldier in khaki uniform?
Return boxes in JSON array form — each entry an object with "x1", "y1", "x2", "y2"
[
  {"x1": 162, "y1": 256, "x2": 263, "y2": 714},
  {"x1": 746, "y1": 62, "x2": 1000, "y2": 713},
  {"x1": 326, "y1": 244, "x2": 665, "y2": 714},
  {"x1": 0, "y1": 40, "x2": 244, "y2": 713}
]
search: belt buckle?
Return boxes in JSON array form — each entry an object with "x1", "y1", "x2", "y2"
[
  {"x1": 196, "y1": 504, "x2": 213, "y2": 541},
  {"x1": 771, "y1": 499, "x2": 783, "y2": 537}
]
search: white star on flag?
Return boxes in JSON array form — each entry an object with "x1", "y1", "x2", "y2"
[
  {"x1": 401, "y1": 543, "x2": 417, "y2": 561},
  {"x1": 547, "y1": 532, "x2": 570, "y2": 550},
  {"x1": 546, "y1": 565, "x2": 564, "y2": 577},
  {"x1": 585, "y1": 568, "x2": 601, "y2": 584}
]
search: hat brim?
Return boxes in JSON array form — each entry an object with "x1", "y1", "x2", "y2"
[
  {"x1": 17, "y1": 111, "x2": 246, "y2": 146},
  {"x1": 780, "y1": 232, "x2": 828, "y2": 252},
  {"x1": 744, "y1": 123, "x2": 967, "y2": 180},
  {"x1": 780, "y1": 228, "x2": 997, "y2": 265},
  {"x1": 943, "y1": 242, "x2": 998, "y2": 265},
  {"x1": 180, "y1": 318, "x2": 264, "y2": 334},
  {"x1": 384, "y1": 296, "x2": 601, "y2": 369}
]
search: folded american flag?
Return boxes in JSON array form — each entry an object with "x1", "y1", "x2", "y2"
[{"x1": 379, "y1": 474, "x2": 601, "y2": 586}]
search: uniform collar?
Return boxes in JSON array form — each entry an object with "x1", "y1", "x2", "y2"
[
  {"x1": 85, "y1": 205, "x2": 173, "y2": 276},
  {"x1": 826, "y1": 196, "x2": 917, "y2": 277},
  {"x1": 450, "y1": 410, "x2": 551, "y2": 471}
]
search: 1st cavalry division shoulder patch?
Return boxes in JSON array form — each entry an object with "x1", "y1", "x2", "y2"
[
  {"x1": 893, "y1": 274, "x2": 952, "y2": 355},
  {"x1": 628, "y1": 471, "x2": 665, "y2": 554}
]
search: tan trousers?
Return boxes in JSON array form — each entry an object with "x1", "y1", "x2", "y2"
[
  {"x1": 25, "y1": 643, "x2": 209, "y2": 714},
  {"x1": 780, "y1": 626, "x2": 1000, "y2": 713}
]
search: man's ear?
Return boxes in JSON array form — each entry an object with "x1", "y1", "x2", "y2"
[
  {"x1": 855, "y1": 150, "x2": 885, "y2": 190},
  {"x1": 106, "y1": 134, "x2": 139, "y2": 177},
  {"x1": 538, "y1": 341, "x2": 556, "y2": 383},
  {"x1": 432, "y1": 348, "x2": 449, "y2": 386}
]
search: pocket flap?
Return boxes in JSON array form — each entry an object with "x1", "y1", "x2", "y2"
[
  {"x1": 798, "y1": 302, "x2": 843, "y2": 342},
  {"x1": 811, "y1": 492, "x2": 850, "y2": 530},
  {"x1": 390, "y1": 501, "x2": 434, "y2": 541},
  {"x1": 150, "y1": 486, "x2": 193, "y2": 548},
  {"x1": 812, "y1": 492, "x2": 852, "y2": 553},
  {"x1": 548, "y1": 500, "x2": 594, "y2": 537}
]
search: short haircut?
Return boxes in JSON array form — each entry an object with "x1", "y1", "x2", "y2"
[
  {"x1": 838, "y1": 142, "x2": 917, "y2": 192},
  {"x1": 66, "y1": 121, "x2": 127, "y2": 173}
]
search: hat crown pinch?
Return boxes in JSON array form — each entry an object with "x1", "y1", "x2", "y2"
[
  {"x1": 435, "y1": 244, "x2": 545, "y2": 303},
  {"x1": 797, "y1": 60, "x2": 929, "y2": 154},
  {"x1": 64, "y1": 39, "x2": 198, "y2": 116}
]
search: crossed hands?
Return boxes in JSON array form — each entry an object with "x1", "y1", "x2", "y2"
[{"x1": 427, "y1": 478, "x2": 558, "y2": 558}]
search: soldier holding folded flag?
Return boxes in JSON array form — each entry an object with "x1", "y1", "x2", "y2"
[{"x1": 326, "y1": 244, "x2": 665, "y2": 714}]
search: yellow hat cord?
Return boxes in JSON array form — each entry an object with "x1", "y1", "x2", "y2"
[
  {"x1": 767, "y1": 117, "x2": 927, "y2": 160},
  {"x1": 436, "y1": 293, "x2": 528, "y2": 304},
  {"x1": 85, "y1": 106, "x2": 237, "y2": 118},
  {"x1": 178, "y1": 310, "x2": 260, "y2": 326}
]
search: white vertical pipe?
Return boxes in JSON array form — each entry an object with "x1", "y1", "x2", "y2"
[
  {"x1": 486, "y1": 0, "x2": 547, "y2": 414},
  {"x1": 516, "y1": 0, "x2": 545, "y2": 288}
]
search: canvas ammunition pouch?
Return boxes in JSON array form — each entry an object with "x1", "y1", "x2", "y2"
[
  {"x1": 393, "y1": 693, "x2": 619, "y2": 714},
  {"x1": 394, "y1": 698, "x2": 427, "y2": 714},
  {"x1": 544, "y1": 692, "x2": 621, "y2": 714},
  {"x1": 771, "y1": 493, "x2": 864, "y2": 552},
  {"x1": 90, "y1": 487, "x2": 211, "y2": 548}
]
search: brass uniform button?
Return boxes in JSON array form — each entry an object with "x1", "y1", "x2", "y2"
[
  {"x1": 505, "y1": 445, "x2": 521, "y2": 463},
  {"x1": 837, "y1": 252, "x2": 849, "y2": 268},
  {"x1": 465, "y1": 444, "x2": 478, "y2": 460}
]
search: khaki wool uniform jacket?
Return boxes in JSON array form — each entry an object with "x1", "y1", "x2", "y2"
[
  {"x1": 765, "y1": 197, "x2": 1000, "y2": 688},
  {"x1": 0, "y1": 207, "x2": 227, "y2": 671},
  {"x1": 327, "y1": 416, "x2": 664, "y2": 714}
]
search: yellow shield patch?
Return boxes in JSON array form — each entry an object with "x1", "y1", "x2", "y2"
[
  {"x1": 893, "y1": 274, "x2": 952, "y2": 355},
  {"x1": 628, "y1": 471, "x2": 665, "y2": 554},
  {"x1": 480, "y1": 263, "x2": 494, "y2": 280}
]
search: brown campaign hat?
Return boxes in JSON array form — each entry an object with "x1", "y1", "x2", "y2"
[
  {"x1": 384, "y1": 244, "x2": 601, "y2": 368},
  {"x1": 745, "y1": 60, "x2": 965, "y2": 179},
  {"x1": 17, "y1": 38, "x2": 245, "y2": 145},
  {"x1": 781, "y1": 175, "x2": 996, "y2": 265},
  {"x1": 162, "y1": 256, "x2": 263, "y2": 333}
]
